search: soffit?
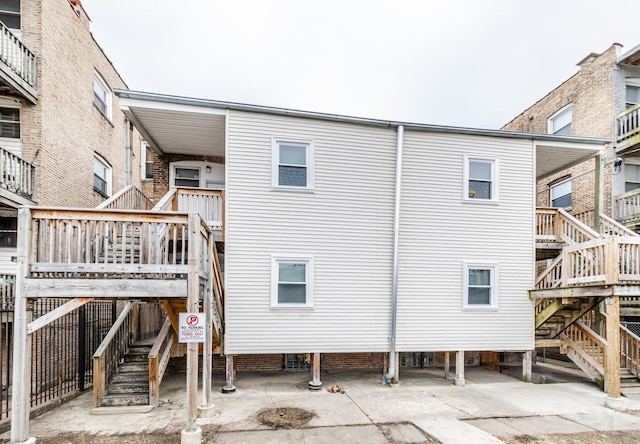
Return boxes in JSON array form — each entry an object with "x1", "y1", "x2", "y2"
[{"x1": 123, "y1": 104, "x2": 226, "y2": 157}]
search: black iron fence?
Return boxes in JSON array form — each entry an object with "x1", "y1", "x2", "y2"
[{"x1": 0, "y1": 282, "x2": 116, "y2": 423}]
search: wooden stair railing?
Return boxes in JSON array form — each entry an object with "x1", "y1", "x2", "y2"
[
  {"x1": 621, "y1": 324, "x2": 640, "y2": 378},
  {"x1": 148, "y1": 318, "x2": 175, "y2": 407},
  {"x1": 97, "y1": 185, "x2": 154, "y2": 210},
  {"x1": 93, "y1": 302, "x2": 134, "y2": 408},
  {"x1": 560, "y1": 321, "x2": 606, "y2": 388}
]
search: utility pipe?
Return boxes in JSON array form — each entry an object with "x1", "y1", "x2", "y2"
[{"x1": 383, "y1": 125, "x2": 404, "y2": 385}]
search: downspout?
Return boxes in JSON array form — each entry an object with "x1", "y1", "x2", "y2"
[{"x1": 383, "y1": 125, "x2": 404, "y2": 385}]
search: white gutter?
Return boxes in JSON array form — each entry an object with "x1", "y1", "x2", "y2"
[{"x1": 383, "y1": 125, "x2": 404, "y2": 385}]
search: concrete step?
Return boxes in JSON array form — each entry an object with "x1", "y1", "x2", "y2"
[
  {"x1": 108, "y1": 382, "x2": 149, "y2": 394},
  {"x1": 100, "y1": 393, "x2": 149, "y2": 407}
]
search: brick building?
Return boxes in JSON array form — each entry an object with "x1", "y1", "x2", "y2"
[
  {"x1": 502, "y1": 43, "x2": 640, "y2": 229},
  {"x1": 0, "y1": 0, "x2": 144, "y2": 274}
]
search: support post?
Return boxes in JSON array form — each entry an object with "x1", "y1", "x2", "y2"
[
  {"x1": 309, "y1": 352, "x2": 322, "y2": 390},
  {"x1": 454, "y1": 351, "x2": 465, "y2": 387},
  {"x1": 522, "y1": 350, "x2": 533, "y2": 382},
  {"x1": 222, "y1": 355, "x2": 236, "y2": 393},
  {"x1": 10, "y1": 208, "x2": 35, "y2": 444},
  {"x1": 182, "y1": 214, "x2": 202, "y2": 443},
  {"x1": 604, "y1": 296, "x2": 621, "y2": 398},
  {"x1": 594, "y1": 154, "x2": 604, "y2": 233},
  {"x1": 444, "y1": 351, "x2": 450, "y2": 379},
  {"x1": 391, "y1": 352, "x2": 399, "y2": 384},
  {"x1": 198, "y1": 232, "x2": 214, "y2": 418}
]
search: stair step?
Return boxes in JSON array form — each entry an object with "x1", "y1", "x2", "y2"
[
  {"x1": 100, "y1": 393, "x2": 149, "y2": 407},
  {"x1": 112, "y1": 370, "x2": 148, "y2": 384},
  {"x1": 108, "y1": 382, "x2": 149, "y2": 394},
  {"x1": 118, "y1": 362, "x2": 149, "y2": 373},
  {"x1": 125, "y1": 353, "x2": 149, "y2": 363}
]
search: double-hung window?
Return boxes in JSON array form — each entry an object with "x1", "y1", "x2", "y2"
[
  {"x1": 272, "y1": 138, "x2": 314, "y2": 190},
  {"x1": 550, "y1": 178, "x2": 571, "y2": 208},
  {"x1": 464, "y1": 155, "x2": 498, "y2": 202},
  {"x1": 0, "y1": 0, "x2": 20, "y2": 30},
  {"x1": 93, "y1": 71, "x2": 112, "y2": 120},
  {"x1": 548, "y1": 105, "x2": 572, "y2": 135},
  {"x1": 625, "y1": 164, "x2": 640, "y2": 193},
  {"x1": 271, "y1": 256, "x2": 313, "y2": 308},
  {"x1": 463, "y1": 262, "x2": 498, "y2": 309},
  {"x1": 626, "y1": 83, "x2": 640, "y2": 109},
  {"x1": 142, "y1": 142, "x2": 154, "y2": 180},
  {"x1": 0, "y1": 107, "x2": 19, "y2": 139},
  {"x1": 93, "y1": 154, "x2": 112, "y2": 197}
]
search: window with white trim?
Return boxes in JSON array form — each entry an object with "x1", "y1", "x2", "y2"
[
  {"x1": 625, "y1": 163, "x2": 640, "y2": 193},
  {"x1": 271, "y1": 256, "x2": 313, "y2": 307},
  {"x1": 93, "y1": 71, "x2": 112, "y2": 120},
  {"x1": 0, "y1": 0, "x2": 20, "y2": 30},
  {"x1": 0, "y1": 106, "x2": 19, "y2": 139},
  {"x1": 464, "y1": 155, "x2": 498, "y2": 202},
  {"x1": 463, "y1": 262, "x2": 498, "y2": 309},
  {"x1": 550, "y1": 178, "x2": 571, "y2": 208},
  {"x1": 93, "y1": 154, "x2": 112, "y2": 197},
  {"x1": 272, "y1": 138, "x2": 314, "y2": 190},
  {"x1": 141, "y1": 142, "x2": 153, "y2": 180},
  {"x1": 626, "y1": 84, "x2": 640, "y2": 109},
  {"x1": 548, "y1": 105, "x2": 572, "y2": 135}
]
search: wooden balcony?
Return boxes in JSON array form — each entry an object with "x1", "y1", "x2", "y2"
[
  {"x1": 0, "y1": 22, "x2": 36, "y2": 104},
  {"x1": 614, "y1": 188, "x2": 640, "y2": 229},
  {"x1": 616, "y1": 103, "x2": 640, "y2": 155},
  {"x1": 0, "y1": 146, "x2": 35, "y2": 207},
  {"x1": 154, "y1": 188, "x2": 224, "y2": 241}
]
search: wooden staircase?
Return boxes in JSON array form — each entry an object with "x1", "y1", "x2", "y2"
[
  {"x1": 534, "y1": 208, "x2": 640, "y2": 395},
  {"x1": 99, "y1": 340, "x2": 153, "y2": 407},
  {"x1": 90, "y1": 187, "x2": 225, "y2": 411}
]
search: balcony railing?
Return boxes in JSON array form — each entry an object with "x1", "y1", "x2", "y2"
[
  {"x1": 0, "y1": 22, "x2": 36, "y2": 102},
  {"x1": 0, "y1": 147, "x2": 35, "y2": 200},
  {"x1": 615, "y1": 188, "x2": 640, "y2": 225},
  {"x1": 154, "y1": 188, "x2": 224, "y2": 240},
  {"x1": 616, "y1": 103, "x2": 640, "y2": 154}
]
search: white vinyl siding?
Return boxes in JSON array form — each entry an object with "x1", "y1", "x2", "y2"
[
  {"x1": 396, "y1": 131, "x2": 534, "y2": 351},
  {"x1": 225, "y1": 111, "x2": 396, "y2": 354}
]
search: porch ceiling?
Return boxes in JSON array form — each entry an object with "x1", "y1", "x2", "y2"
[
  {"x1": 120, "y1": 98, "x2": 226, "y2": 157},
  {"x1": 535, "y1": 140, "x2": 603, "y2": 180}
]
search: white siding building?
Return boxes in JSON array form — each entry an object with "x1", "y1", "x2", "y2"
[{"x1": 117, "y1": 90, "x2": 606, "y2": 380}]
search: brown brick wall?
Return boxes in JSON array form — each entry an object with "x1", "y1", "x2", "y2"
[
  {"x1": 503, "y1": 45, "x2": 619, "y2": 217},
  {"x1": 15, "y1": 0, "x2": 143, "y2": 208},
  {"x1": 152, "y1": 153, "x2": 224, "y2": 202}
]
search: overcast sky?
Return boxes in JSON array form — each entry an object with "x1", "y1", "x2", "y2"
[{"x1": 81, "y1": 0, "x2": 640, "y2": 129}]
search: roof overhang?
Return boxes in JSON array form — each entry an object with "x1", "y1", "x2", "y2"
[
  {"x1": 619, "y1": 44, "x2": 640, "y2": 66},
  {"x1": 119, "y1": 96, "x2": 226, "y2": 157},
  {"x1": 534, "y1": 139, "x2": 604, "y2": 180},
  {"x1": 115, "y1": 90, "x2": 608, "y2": 178}
]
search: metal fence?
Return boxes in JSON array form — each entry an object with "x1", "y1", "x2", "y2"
[
  {"x1": 0, "y1": 296, "x2": 115, "y2": 423},
  {"x1": 623, "y1": 322, "x2": 640, "y2": 337}
]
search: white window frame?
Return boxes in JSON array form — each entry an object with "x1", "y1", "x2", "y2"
[
  {"x1": 463, "y1": 261, "x2": 499, "y2": 310},
  {"x1": 93, "y1": 154, "x2": 112, "y2": 197},
  {"x1": 271, "y1": 138, "x2": 314, "y2": 191},
  {"x1": 93, "y1": 70, "x2": 112, "y2": 121},
  {"x1": 547, "y1": 104, "x2": 572, "y2": 135},
  {"x1": 463, "y1": 155, "x2": 499, "y2": 203},
  {"x1": 626, "y1": 79, "x2": 640, "y2": 109},
  {"x1": 141, "y1": 142, "x2": 153, "y2": 180},
  {"x1": 550, "y1": 178, "x2": 572, "y2": 209},
  {"x1": 0, "y1": 0, "x2": 20, "y2": 31},
  {"x1": 271, "y1": 255, "x2": 314, "y2": 308}
]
